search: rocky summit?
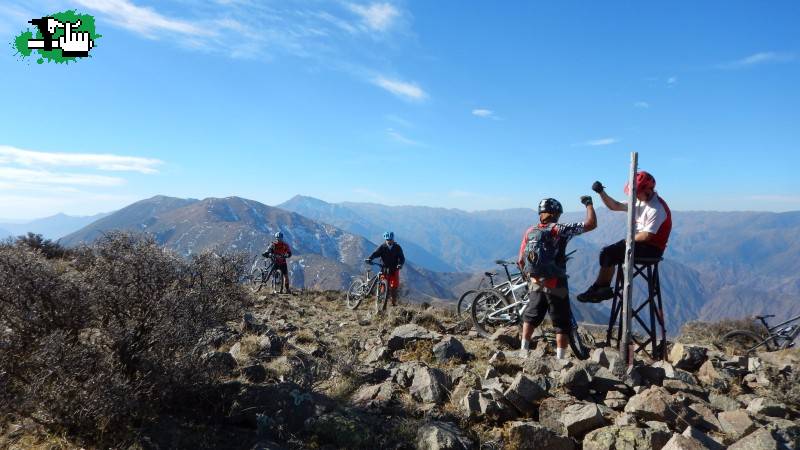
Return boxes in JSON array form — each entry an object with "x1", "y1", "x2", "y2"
[{"x1": 3, "y1": 288, "x2": 799, "y2": 449}]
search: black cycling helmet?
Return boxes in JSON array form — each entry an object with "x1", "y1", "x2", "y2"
[{"x1": 538, "y1": 198, "x2": 563, "y2": 215}]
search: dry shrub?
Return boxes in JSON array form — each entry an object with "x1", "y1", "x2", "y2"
[
  {"x1": 676, "y1": 318, "x2": 766, "y2": 345},
  {"x1": 0, "y1": 233, "x2": 249, "y2": 446}
]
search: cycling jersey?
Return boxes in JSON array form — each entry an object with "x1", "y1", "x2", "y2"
[
  {"x1": 266, "y1": 241, "x2": 292, "y2": 264},
  {"x1": 518, "y1": 221, "x2": 586, "y2": 289}
]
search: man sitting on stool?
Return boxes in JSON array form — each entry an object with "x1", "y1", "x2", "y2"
[{"x1": 577, "y1": 171, "x2": 672, "y2": 303}]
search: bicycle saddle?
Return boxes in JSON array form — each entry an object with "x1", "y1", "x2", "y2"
[
  {"x1": 755, "y1": 315, "x2": 775, "y2": 320},
  {"x1": 484, "y1": 271, "x2": 497, "y2": 277},
  {"x1": 495, "y1": 259, "x2": 515, "y2": 266}
]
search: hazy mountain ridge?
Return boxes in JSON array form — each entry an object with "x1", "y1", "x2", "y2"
[
  {"x1": 60, "y1": 196, "x2": 474, "y2": 302},
  {"x1": 0, "y1": 212, "x2": 111, "y2": 240},
  {"x1": 278, "y1": 196, "x2": 800, "y2": 329}
]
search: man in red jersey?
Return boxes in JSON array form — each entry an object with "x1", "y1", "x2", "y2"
[
  {"x1": 577, "y1": 171, "x2": 672, "y2": 302},
  {"x1": 263, "y1": 231, "x2": 293, "y2": 294}
]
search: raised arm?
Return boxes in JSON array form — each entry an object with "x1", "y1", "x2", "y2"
[{"x1": 592, "y1": 181, "x2": 627, "y2": 212}]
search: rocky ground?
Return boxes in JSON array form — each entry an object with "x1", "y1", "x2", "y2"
[{"x1": 4, "y1": 290, "x2": 799, "y2": 449}]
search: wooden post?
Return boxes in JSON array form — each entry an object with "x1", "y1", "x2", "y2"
[{"x1": 620, "y1": 152, "x2": 638, "y2": 366}]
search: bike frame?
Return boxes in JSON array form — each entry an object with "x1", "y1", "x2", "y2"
[
  {"x1": 760, "y1": 314, "x2": 800, "y2": 348},
  {"x1": 358, "y1": 262, "x2": 388, "y2": 295}
]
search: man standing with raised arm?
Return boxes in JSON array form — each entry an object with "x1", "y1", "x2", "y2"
[{"x1": 517, "y1": 196, "x2": 596, "y2": 359}]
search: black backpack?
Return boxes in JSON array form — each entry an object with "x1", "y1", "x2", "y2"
[{"x1": 524, "y1": 224, "x2": 566, "y2": 279}]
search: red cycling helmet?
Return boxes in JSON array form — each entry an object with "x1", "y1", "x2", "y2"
[{"x1": 624, "y1": 171, "x2": 656, "y2": 195}]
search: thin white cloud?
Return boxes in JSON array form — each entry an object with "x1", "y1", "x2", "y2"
[
  {"x1": 0, "y1": 145, "x2": 163, "y2": 174},
  {"x1": 472, "y1": 108, "x2": 501, "y2": 120},
  {"x1": 667, "y1": 76, "x2": 677, "y2": 85},
  {"x1": 0, "y1": 167, "x2": 125, "y2": 187},
  {"x1": 373, "y1": 76, "x2": 427, "y2": 101},
  {"x1": 719, "y1": 52, "x2": 796, "y2": 69},
  {"x1": 634, "y1": 101, "x2": 650, "y2": 109},
  {"x1": 577, "y1": 138, "x2": 619, "y2": 147},
  {"x1": 387, "y1": 128, "x2": 421, "y2": 146},
  {"x1": 346, "y1": 2, "x2": 400, "y2": 32},
  {"x1": 73, "y1": 0, "x2": 210, "y2": 38}
]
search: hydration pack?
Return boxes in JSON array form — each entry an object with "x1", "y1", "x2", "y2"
[{"x1": 524, "y1": 223, "x2": 566, "y2": 279}]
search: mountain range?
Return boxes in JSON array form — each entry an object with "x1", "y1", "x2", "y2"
[
  {"x1": 0, "y1": 212, "x2": 109, "y2": 240},
  {"x1": 55, "y1": 194, "x2": 800, "y2": 334}
]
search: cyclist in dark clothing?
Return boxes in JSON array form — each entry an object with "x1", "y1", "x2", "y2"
[
  {"x1": 263, "y1": 231, "x2": 292, "y2": 294},
  {"x1": 365, "y1": 231, "x2": 405, "y2": 306}
]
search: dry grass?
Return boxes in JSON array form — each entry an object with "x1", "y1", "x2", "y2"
[
  {"x1": 397, "y1": 340, "x2": 437, "y2": 365},
  {"x1": 676, "y1": 318, "x2": 766, "y2": 346},
  {"x1": 327, "y1": 375, "x2": 360, "y2": 401},
  {"x1": 230, "y1": 334, "x2": 265, "y2": 363}
]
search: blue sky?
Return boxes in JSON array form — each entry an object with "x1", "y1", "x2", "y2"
[{"x1": 0, "y1": 0, "x2": 798, "y2": 219}]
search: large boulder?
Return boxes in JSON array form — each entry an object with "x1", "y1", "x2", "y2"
[
  {"x1": 681, "y1": 426, "x2": 725, "y2": 450},
  {"x1": 387, "y1": 324, "x2": 441, "y2": 351},
  {"x1": 718, "y1": 409, "x2": 758, "y2": 440},
  {"x1": 560, "y1": 364, "x2": 591, "y2": 398},
  {"x1": 709, "y1": 392, "x2": 742, "y2": 412},
  {"x1": 583, "y1": 425, "x2": 671, "y2": 450},
  {"x1": 539, "y1": 396, "x2": 576, "y2": 435},
  {"x1": 669, "y1": 344, "x2": 708, "y2": 372},
  {"x1": 697, "y1": 360, "x2": 725, "y2": 387},
  {"x1": 560, "y1": 403, "x2": 607, "y2": 438},
  {"x1": 746, "y1": 397, "x2": 789, "y2": 418},
  {"x1": 503, "y1": 373, "x2": 549, "y2": 416},
  {"x1": 728, "y1": 427, "x2": 788, "y2": 450},
  {"x1": 415, "y1": 421, "x2": 473, "y2": 450},
  {"x1": 432, "y1": 336, "x2": 470, "y2": 362},
  {"x1": 624, "y1": 386, "x2": 693, "y2": 426},
  {"x1": 505, "y1": 421, "x2": 577, "y2": 450},
  {"x1": 410, "y1": 366, "x2": 450, "y2": 404},
  {"x1": 661, "y1": 434, "x2": 707, "y2": 450},
  {"x1": 627, "y1": 364, "x2": 666, "y2": 387},
  {"x1": 490, "y1": 326, "x2": 521, "y2": 350},
  {"x1": 352, "y1": 381, "x2": 395, "y2": 408}
]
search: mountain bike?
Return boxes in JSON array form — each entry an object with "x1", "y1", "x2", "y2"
[
  {"x1": 248, "y1": 254, "x2": 285, "y2": 294},
  {"x1": 345, "y1": 262, "x2": 390, "y2": 313},
  {"x1": 457, "y1": 259, "x2": 524, "y2": 318},
  {"x1": 719, "y1": 313, "x2": 800, "y2": 356},
  {"x1": 470, "y1": 279, "x2": 593, "y2": 360}
]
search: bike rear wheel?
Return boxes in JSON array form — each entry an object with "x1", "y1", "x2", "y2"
[
  {"x1": 346, "y1": 279, "x2": 366, "y2": 310},
  {"x1": 374, "y1": 279, "x2": 389, "y2": 314},
  {"x1": 457, "y1": 289, "x2": 479, "y2": 319},
  {"x1": 720, "y1": 330, "x2": 774, "y2": 355},
  {"x1": 471, "y1": 289, "x2": 512, "y2": 339}
]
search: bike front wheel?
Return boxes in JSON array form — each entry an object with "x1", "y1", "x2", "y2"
[
  {"x1": 346, "y1": 279, "x2": 366, "y2": 310},
  {"x1": 374, "y1": 279, "x2": 389, "y2": 314},
  {"x1": 720, "y1": 330, "x2": 774, "y2": 356},
  {"x1": 271, "y1": 269, "x2": 283, "y2": 294},
  {"x1": 249, "y1": 266, "x2": 265, "y2": 292},
  {"x1": 470, "y1": 289, "x2": 512, "y2": 339}
]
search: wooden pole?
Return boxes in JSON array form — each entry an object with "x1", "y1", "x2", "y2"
[{"x1": 620, "y1": 152, "x2": 638, "y2": 366}]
